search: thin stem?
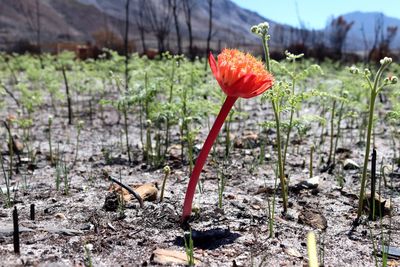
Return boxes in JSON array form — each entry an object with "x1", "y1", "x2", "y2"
[
  {"x1": 310, "y1": 145, "x2": 314, "y2": 178},
  {"x1": 357, "y1": 63, "x2": 388, "y2": 218},
  {"x1": 159, "y1": 167, "x2": 170, "y2": 202},
  {"x1": 61, "y1": 66, "x2": 73, "y2": 125},
  {"x1": 123, "y1": 106, "x2": 131, "y2": 163},
  {"x1": 261, "y1": 34, "x2": 270, "y2": 72},
  {"x1": 272, "y1": 100, "x2": 288, "y2": 212},
  {"x1": 49, "y1": 121, "x2": 53, "y2": 165},
  {"x1": 333, "y1": 99, "x2": 345, "y2": 165},
  {"x1": 357, "y1": 91, "x2": 376, "y2": 218},
  {"x1": 260, "y1": 30, "x2": 287, "y2": 212},
  {"x1": 181, "y1": 96, "x2": 237, "y2": 221},
  {"x1": 283, "y1": 57, "x2": 297, "y2": 168},
  {"x1": 328, "y1": 100, "x2": 337, "y2": 165}
]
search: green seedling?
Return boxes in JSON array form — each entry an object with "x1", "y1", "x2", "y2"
[
  {"x1": 349, "y1": 60, "x2": 397, "y2": 219},
  {"x1": 184, "y1": 229, "x2": 195, "y2": 266},
  {"x1": 73, "y1": 120, "x2": 84, "y2": 166},
  {"x1": 159, "y1": 165, "x2": 171, "y2": 202}
]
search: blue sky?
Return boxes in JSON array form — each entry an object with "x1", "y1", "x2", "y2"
[{"x1": 231, "y1": 0, "x2": 400, "y2": 29}]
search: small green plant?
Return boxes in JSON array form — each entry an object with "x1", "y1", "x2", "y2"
[
  {"x1": 385, "y1": 104, "x2": 400, "y2": 161},
  {"x1": 62, "y1": 164, "x2": 70, "y2": 195},
  {"x1": 266, "y1": 168, "x2": 278, "y2": 238},
  {"x1": 252, "y1": 23, "x2": 288, "y2": 213},
  {"x1": 184, "y1": 229, "x2": 195, "y2": 266},
  {"x1": 117, "y1": 194, "x2": 125, "y2": 218},
  {"x1": 73, "y1": 120, "x2": 84, "y2": 166},
  {"x1": 48, "y1": 115, "x2": 54, "y2": 165},
  {"x1": 55, "y1": 158, "x2": 69, "y2": 195},
  {"x1": 224, "y1": 110, "x2": 235, "y2": 160},
  {"x1": 159, "y1": 165, "x2": 171, "y2": 202},
  {"x1": 0, "y1": 149, "x2": 12, "y2": 207},
  {"x1": 349, "y1": 59, "x2": 397, "y2": 219},
  {"x1": 83, "y1": 243, "x2": 93, "y2": 267},
  {"x1": 309, "y1": 145, "x2": 314, "y2": 178},
  {"x1": 4, "y1": 117, "x2": 15, "y2": 180}
]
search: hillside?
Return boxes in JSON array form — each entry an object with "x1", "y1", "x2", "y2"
[
  {"x1": 0, "y1": 0, "x2": 278, "y2": 53},
  {"x1": 0, "y1": 1, "x2": 399, "y2": 55}
]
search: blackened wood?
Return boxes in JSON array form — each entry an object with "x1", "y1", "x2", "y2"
[{"x1": 13, "y1": 206, "x2": 20, "y2": 254}]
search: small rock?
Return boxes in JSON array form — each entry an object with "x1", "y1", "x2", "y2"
[
  {"x1": 298, "y1": 209, "x2": 327, "y2": 230},
  {"x1": 135, "y1": 183, "x2": 158, "y2": 201},
  {"x1": 103, "y1": 191, "x2": 119, "y2": 211},
  {"x1": 107, "y1": 222, "x2": 116, "y2": 231},
  {"x1": 291, "y1": 176, "x2": 320, "y2": 192},
  {"x1": 364, "y1": 193, "x2": 393, "y2": 216},
  {"x1": 231, "y1": 201, "x2": 246, "y2": 211},
  {"x1": 343, "y1": 159, "x2": 360, "y2": 170},
  {"x1": 234, "y1": 132, "x2": 259, "y2": 149},
  {"x1": 102, "y1": 166, "x2": 112, "y2": 179},
  {"x1": 167, "y1": 144, "x2": 182, "y2": 160},
  {"x1": 284, "y1": 247, "x2": 302, "y2": 258},
  {"x1": 255, "y1": 186, "x2": 274, "y2": 195},
  {"x1": 335, "y1": 147, "x2": 352, "y2": 154},
  {"x1": 55, "y1": 213, "x2": 67, "y2": 220},
  {"x1": 20, "y1": 157, "x2": 30, "y2": 164}
]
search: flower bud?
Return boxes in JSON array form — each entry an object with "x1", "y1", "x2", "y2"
[
  {"x1": 364, "y1": 68, "x2": 371, "y2": 77},
  {"x1": 250, "y1": 22, "x2": 270, "y2": 37},
  {"x1": 390, "y1": 75, "x2": 398, "y2": 84},
  {"x1": 384, "y1": 77, "x2": 390, "y2": 85},
  {"x1": 146, "y1": 119, "x2": 152, "y2": 127},
  {"x1": 349, "y1": 66, "x2": 359, "y2": 74},
  {"x1": 380, "y1": 57, "x2": 392, "y2": 65},
  {"x1": 163, "y1": 165, "x2": 171, "y2": 174},
  {"x1": 78, "y1": 120, "x2": 84, "y2": 128}
]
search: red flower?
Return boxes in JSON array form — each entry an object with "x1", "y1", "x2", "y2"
[
  {"x1": 209, "y1": 49, "x2": 274, "y2": 98},
  {"x1": 181, "y1": 49, "x2": 274, "y2": 222}
]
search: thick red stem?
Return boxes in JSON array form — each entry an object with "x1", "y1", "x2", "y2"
[{"x1": 181, "y1": 95, "x2": 238, "y2": 221}]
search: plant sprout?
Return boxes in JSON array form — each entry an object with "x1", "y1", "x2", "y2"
[{"x1": 349, "y1": 59, "x2": 398, "y2": 219}]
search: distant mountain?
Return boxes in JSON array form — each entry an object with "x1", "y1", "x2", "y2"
[
  {"x1": 330, "y1": 11, "x2": 400, "y2": 52},
  {"x1": 0, "y1": 0, "x2": 281, "y2": 53},
  {"x1": 1, "y1": 1, "x2": 399, "y2": 55}
]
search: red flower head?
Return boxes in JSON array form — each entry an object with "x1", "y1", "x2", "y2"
[{"x1": 209, "y1": 49, "x2": 274, "y2": 98}]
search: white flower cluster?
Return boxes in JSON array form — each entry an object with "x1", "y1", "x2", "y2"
[
  {"x1": 251, "y1": 22, "x2": 270, "y2": 38},
  {"x1": 380, "y1": 57, "x2": 392, "y2": 65},
  {"x1": 349, "y1": 65, "x2": 359, "y2": 74}
]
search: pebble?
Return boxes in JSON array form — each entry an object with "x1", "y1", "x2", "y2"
[{"x1": 343, "y1": 159, "x2": 360, "y2": 170}]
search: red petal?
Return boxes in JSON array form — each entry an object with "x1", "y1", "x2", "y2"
[
  {"x1": 208, "y1": 52, "x2": 219, "y2": 80},
  {"x1": 229, "y1": 74, "x2": 258, "y2": 98}
]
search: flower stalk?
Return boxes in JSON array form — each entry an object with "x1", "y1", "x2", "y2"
[
  {"x1": 354, "y1": 58, "x2": 395, "y2": 218},
  {"x1": 253, "y1": 22, "x2": 288, "y2": 212},
  {"x1": 181, "y1": 95, "x2": 237, "y2": 220},
  {"x1": 181, "y1": 49, "x2": 273, "y2": 222}
]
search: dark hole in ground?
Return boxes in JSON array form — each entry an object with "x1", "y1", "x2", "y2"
[{"x1": 174, "y1": 228, "x2": 241, "y2": 250}]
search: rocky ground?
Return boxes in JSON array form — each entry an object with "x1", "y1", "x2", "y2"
[{"x1": 0, "y1": 97, "x2": 399, "y2": 267}]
